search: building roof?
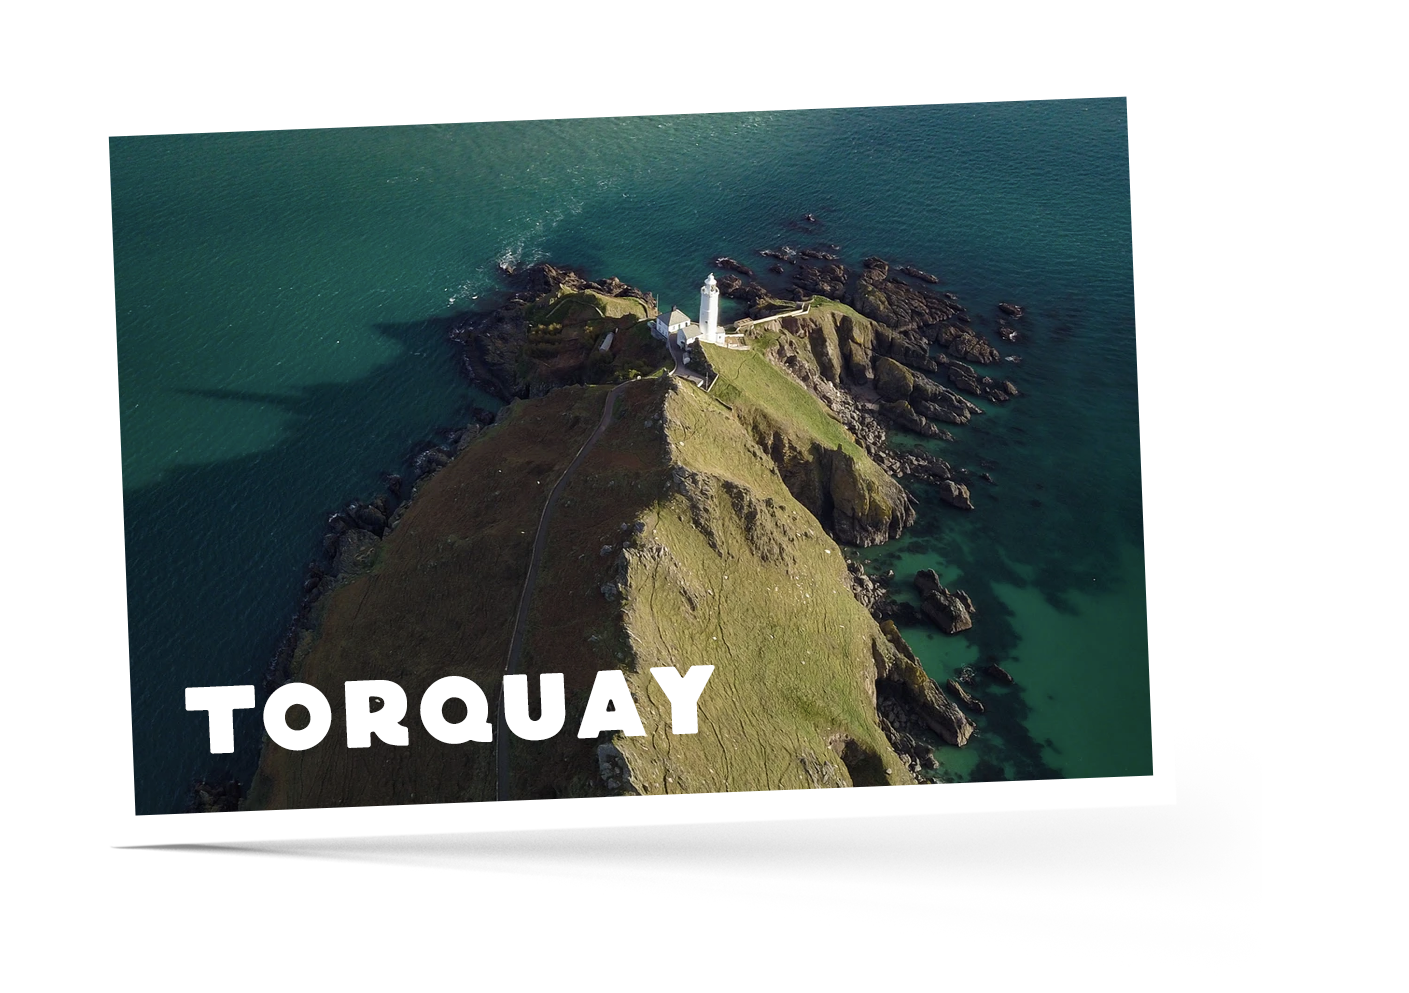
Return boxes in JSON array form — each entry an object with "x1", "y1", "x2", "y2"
[{"x1": 666, "y1": 308, "x2": 690, "y2": 326}]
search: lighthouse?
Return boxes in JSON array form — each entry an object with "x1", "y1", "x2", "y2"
[{"x1": 699, "y1": 273, "x2": 720, "y2": 344}]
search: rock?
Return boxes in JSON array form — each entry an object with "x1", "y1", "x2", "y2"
[
  {"x1": 913, "y1": 570, "x2": 976, "y2": 633},
  {"x1": 879, "y1": 399, "x2": 941, "y2": 438},
  {"x1": 767, "y1": 263, "x2": 785, "y2": 275},
  {"x1": 985, "y1": 663, "x2": 1016, "y2": 685},
  {"x1": 798, "y1": 248, "x2": 839, "y2": 261},
  {"x1": 801, "y1": 213, "x2": 819, "y2": 224},
  {"x1": 947, "y1": 360, "x2": 982, "y2": 396},
  {"x1": 861, "y1": 256, "x2": 889, "y2": 280},
  {"x1": 412, "y1": 446, "x2": 453, "y2": 480},
  {"x1": 333, "y1": 527, "x2": 380, "y2": 578},
  {"x1": 790, "y1": 260, "x2": 849, "y2": 300},
  {"x1": 998, "y1": 302, "x2": 1023, "y2": 318},
  {"x1": 873, "y1": 356, "x2": 915, "y2": 402},
  {"x1": 919, "y1": 589, "x2": 974, "y2": 633},
  {"x1": 936, "y1": 324, "x2": 1002, "y2": 364},
  {"x1": 937, "y1": 480, "x2": 974, "y2": 510},
  {"x1": 453, "y1": 424, "x2": 482, "y2": 453},
  {"x1": 911, "y1": 372, "x2": 982, "y2": 420},
  {"x1": 873, "y1": 624, "x2": 976, "y2": 746},
  {"x1": 848, "y1": 257, "x2": 964, "y2": 336},
  {"x1": 716, "y1": 272, "x2": 745, "y2": 296},
  {"x1": 828, "y1": 445, "x2": 915, "y2": 547},
  {"x1": 945, "y1": 679, "x2": 986, "y2": 714},
  {"x1": 713, "y1": 256, "x2": 755, "y2": 277},
  {"x1": 899, "y1": 265, "x2": 940, "y2": 284},
  {"x1": 348, "y1": 501, "x2": 387, "y2": 535}
]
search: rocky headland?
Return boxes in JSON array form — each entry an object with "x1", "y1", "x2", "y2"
[{"x1": 240, "y1": 242, "x2": 1033, "y2": 807}]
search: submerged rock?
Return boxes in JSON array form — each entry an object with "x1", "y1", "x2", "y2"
[{"x1": 986, "y1": 663, "x2": 1016, "y2": 685}]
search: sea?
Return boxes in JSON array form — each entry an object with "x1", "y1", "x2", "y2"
[{"x1": 111, "y1": 98, "x2": 1149, "y2": 814}]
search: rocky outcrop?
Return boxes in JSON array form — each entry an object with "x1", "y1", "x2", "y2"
[
  {"x1": 936, "y1": 324, "x2": 1002, "y2": 365},
  {"x1": 986, "y1": 662, "x2": 1016, "y2": 685},
  {"x1": 845, "y1": 559, "x2": 893, "y2": 614},
  {"x1": 874, "y1": 622, "x2": 975, "y2": 746},
  {"x1": 712, "y1": 256, "x2": 755, "y2": 277},
  {"x1": 716, "y1": 273, "x2": 773, "y2": 309},
  {"x1": 914, "y1": 569, "x2": 976, "y2": 634},
  {"x1": 450, "y1": 262, "x2": 654, "y2": 400},
  {"x1": 936, "y1": 479, "x2": 974, "y2": 511},
  {"x1": 828, "y1": 445, "x2": 915, "y2": 547},
  {"x1": 849, "y1": 257, "x2": 966, "y2": 336},
  {"x1": 947, "y1": 360, "x2": 1020, "y2": 404},
  {"x1": 880, "y1": 400, "x2": 943, "y2": 438},
  {"x1": 874, "y1": 355, "x2": 915, "y2": 402},
  {"x1": 899, "y1": 265, "x2": 940, "y2": 284},
  {"x1": 789, "y1": 260, "x2": 849, "y2": 301},
  {"x1": 945, "y1": 679, "x2": 986, "y2": 715},
  {"x1": 871, "y1": 356, "x2": 981, "y2": 437}
]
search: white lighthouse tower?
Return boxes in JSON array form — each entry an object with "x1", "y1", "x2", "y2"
[{"x1": 699, "y1": 273, "x2": 721, "y2": 344}]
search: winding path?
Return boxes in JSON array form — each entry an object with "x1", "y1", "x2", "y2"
[
  {"x1": 495, "y1": 380, "x2": 629, "y2": 801},
  {"x1": 665, "y1": 338, "x2": 707, "y2": 386}
]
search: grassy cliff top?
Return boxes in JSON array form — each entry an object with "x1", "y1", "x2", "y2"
[{"x1": 603, "y1": 377, "x2": 910, "y2": 792}]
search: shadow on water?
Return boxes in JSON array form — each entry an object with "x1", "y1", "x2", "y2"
[{"x1": 124, "y1": 313, "x2": 494, "y2": 815}]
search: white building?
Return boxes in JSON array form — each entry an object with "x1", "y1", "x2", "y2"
[
  {"x1": 697, "y1": 272, "x2": 720, "y2": 343},
  {"x1": 652, "y1": 273, "x2": 726, "y2": 348},
  {"x1": 653, "y1": 307, "x2": 692, "y2": 341}
]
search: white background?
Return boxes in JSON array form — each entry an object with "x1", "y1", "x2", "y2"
[{"x1": 1, "y1": 1, "x2": 1402, "y2": 987}]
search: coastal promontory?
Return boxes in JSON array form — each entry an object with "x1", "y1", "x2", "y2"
[{"x1": 244, "y1": 260, "x2": 994, "y2": 807}]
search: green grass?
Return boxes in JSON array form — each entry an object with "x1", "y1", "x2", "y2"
[
  {"x1": 706, "y1": 336, "x2": 857, "y2": 453},
  {"x1": 701, "y1": 330, "x2": 895, "y2": 520},
  {"x1": 609, "y1": 380, "x2": 911, "y2": 792}
]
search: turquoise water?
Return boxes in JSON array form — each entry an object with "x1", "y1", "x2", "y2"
[{"x1": 112, "y1": 99, "x2": 1148, "y2": 813}]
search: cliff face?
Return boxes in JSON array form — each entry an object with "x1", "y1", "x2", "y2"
[{"x1": 700, "y1": 334, "x2": 914, "y2": 549}]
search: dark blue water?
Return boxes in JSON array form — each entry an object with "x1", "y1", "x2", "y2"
[{"x1": 111, "y1": 99, "x2": 1147, "y2": 813}]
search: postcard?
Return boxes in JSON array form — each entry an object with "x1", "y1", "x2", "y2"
[{"x1": 110, "y1": 99, "x2": 1159, "y2": 842}]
